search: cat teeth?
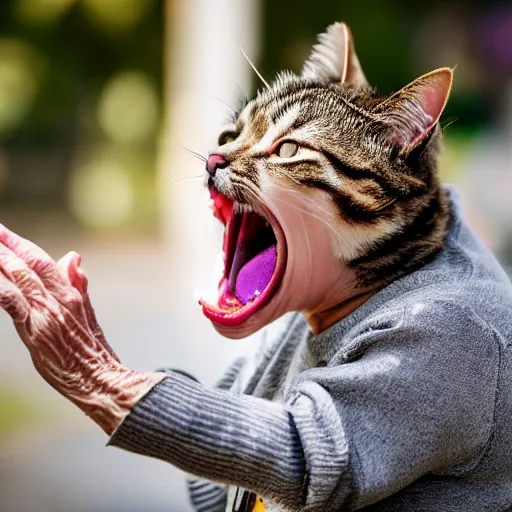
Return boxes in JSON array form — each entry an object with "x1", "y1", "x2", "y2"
[{"x1": 233, "y1": 202, "x2": 254, "y2": 214}]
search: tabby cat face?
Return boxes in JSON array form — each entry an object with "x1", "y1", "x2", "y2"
[{"x1": 201, "y1": 23, "x2": 453, "y2": 338}]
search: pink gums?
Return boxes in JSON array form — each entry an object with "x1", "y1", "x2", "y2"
[{"x1": 201, "y1": 188, "x2": 285, "y2": 328}]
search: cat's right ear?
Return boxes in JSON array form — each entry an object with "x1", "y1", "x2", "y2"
[{"x1": 301, "y1": 22, "x2": 368, "y2": 86}]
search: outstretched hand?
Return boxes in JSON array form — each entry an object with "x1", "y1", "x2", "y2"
[{"x1": 0, "y1": 225, "x2": 165, "y2": 435}]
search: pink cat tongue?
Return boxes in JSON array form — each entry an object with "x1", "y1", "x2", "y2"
[{"x1": 235, "y1": 245, "x2": 277, "y2": 305}]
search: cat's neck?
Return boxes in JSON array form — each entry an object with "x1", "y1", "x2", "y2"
[
  {"x1": 303, "y1": 186, "x2": 451, "y2": 335},
  {"x1": 304, "y1": 286, "x2": 381, "y2": 335},
  {"x1": 350, "y1": 184, "x2": 451, "y2": 288}
]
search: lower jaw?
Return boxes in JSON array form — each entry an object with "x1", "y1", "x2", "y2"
[
  {"x1": 200, "y1": 260, "x2": 286, "y2": 336},
  {"x1": 209, "y1": 314, "x2": 271, "y2": 339},
  {"x1": 202, "y1": 290, "x2": 284, "y2": 339},
  {"x1": 200, "y1": 239, "x2": 287, "y2": 337}
]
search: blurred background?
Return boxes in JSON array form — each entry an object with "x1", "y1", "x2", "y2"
[{"x1": 0, "y1": 0, "x2": 510, "y2": 510}]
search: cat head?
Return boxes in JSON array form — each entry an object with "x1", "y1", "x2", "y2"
[{"x1": 201, "y1": 22, "x2": 453, "y2": 338}]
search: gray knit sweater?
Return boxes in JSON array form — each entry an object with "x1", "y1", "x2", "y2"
[{"x1": 109, "y1": 187, "x2": 512, "y2": 511}]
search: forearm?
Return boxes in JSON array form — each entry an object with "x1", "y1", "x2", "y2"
[{"x1": 108, "y1": 371, "x2": 307, "y2": 509}]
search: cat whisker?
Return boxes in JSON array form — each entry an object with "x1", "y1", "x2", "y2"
[
  {"x1": 231, "y1": 179, "x2": 261, "y2": 205},
  {"x1": 212, "y1": 95, "x2": 237, "y2": 115},
  {"x1": 441, "y1": 118, "x2": 458, "y2": 133},
  {"x1": 238, "y1": 41, "x2": 270, "y2": 90},
  {"x1": 170, "y1": 174, "x2": 205, "y2": 185},
  {"x1": 265, "y1": 180, "x2": 335, "y2": 219},
  {"x1": 300, "y1": 212, "x2": 313, "y2": 273},
  {"x1": 269, "y1": 194, "x2": 341, "y2": 239},
  {"x1": 180, "y1": 145, "x2": 208, "y2": 163},
  {"x1": 232, "y1": 82, "x2": 249, "y2": 104},
  {"x1": 287, "y1": 190, "x2": 334, "y2": 218}
]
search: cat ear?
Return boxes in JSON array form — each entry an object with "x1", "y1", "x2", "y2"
[
  {"x1": 301, "y1": 22, "x2": 368, "y2": 86},
  {"x1": 374, "y1": 68, "x2": 454, "y2": 153}
]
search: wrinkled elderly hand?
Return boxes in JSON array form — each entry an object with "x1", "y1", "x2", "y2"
[{"x1": 0, "y1": 225, "x2": 165, "y2": 435}]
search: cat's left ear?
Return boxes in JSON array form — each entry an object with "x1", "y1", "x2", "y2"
[
  {"x1": 301, "y1": 22, "x2": 368, "y2": 86},
  {"x1": 374, "y1": 68, "x2": 454, "y2": 154}
]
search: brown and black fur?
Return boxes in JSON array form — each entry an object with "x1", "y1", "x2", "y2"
[{"x1": 212, "y1": 23, "x2": 453, "y2": 290}]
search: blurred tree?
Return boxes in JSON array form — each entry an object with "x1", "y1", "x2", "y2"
[{"x1": 0, "y1": 0, "x2": 163, "y2": 215}]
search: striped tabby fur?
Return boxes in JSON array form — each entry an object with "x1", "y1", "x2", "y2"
[{"x1": 213, "y1": 22, "x2": 453, "y2": 289}]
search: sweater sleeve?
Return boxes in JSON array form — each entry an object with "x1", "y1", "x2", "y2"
[
  {"x1": 185, "y1": 357, "x2": 246, "y2": 512},
  {"x1": 107, "y1": 370, "x2": 320, "y2": 510},
  {"x1": 108, "y1": 301, "x2": 500, "y2": 511}
]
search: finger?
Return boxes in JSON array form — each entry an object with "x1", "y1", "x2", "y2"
[
  {"x1": 0, "y1": 242, "x2": 46, "y2": 301},
  {"x1": 57, "y1": 252, "x2": 119, "y2": 362},
  {"x1": 0, "y1": 226, "x2": 82, "y2": 309},
  {"x1": 0, "y1": 224, "x2": 55, "y2": 272},
  {"x1": 0, "y1": 224, "x2": 74, "y2": 302},
  {"x1": 57, "y1": 252, "x2": 87, "y2": 295},
  {"x1": 54, "y1": 252, "x2": 91, "y2": 324},
  {"x1": 0, "y1": 272, "x2": 30, "y2": 323}
]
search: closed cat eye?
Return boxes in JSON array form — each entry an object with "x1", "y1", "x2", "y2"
[
  {"x1": 218, "y1": 131, "x2": 238, "y2": 146},
  {"x1": 275, "y1": 141, "x2": 298, "y2": 158}
]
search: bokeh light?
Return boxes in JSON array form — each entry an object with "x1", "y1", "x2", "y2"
[
  {"x1": 97, "y1": 71, "x2": 159, "y2": 145},
  {"x1": 81, "y1": 0, "x2": 153, "y2": 33},
  {"x1": 0, "y1": 39, "x2": 40, "y2": 135},
  {"x1": 69, "y1": 152, "x2": 135, "y2": 227},
  {"x1": 15, "y1": 0, "x2": 77, "y2": 24}
]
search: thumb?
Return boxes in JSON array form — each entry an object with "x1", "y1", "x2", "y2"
[{"x1": 57, "y1": 251, "x2": 88, "y2": 295}]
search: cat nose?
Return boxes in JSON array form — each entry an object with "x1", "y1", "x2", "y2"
[{"x1": 206, "y1": 154, "x2": 229, "y2": 177}]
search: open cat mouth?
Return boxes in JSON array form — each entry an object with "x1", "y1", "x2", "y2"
[{"x1": 200, "y1": 187, "x2": 287, "y2": 328}]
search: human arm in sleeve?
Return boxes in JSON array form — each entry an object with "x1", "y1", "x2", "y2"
[
  {"x1": 109, "y1": 301, "x2": 500, "y2": 511},
  {"x1": 185, "y1": 357, "x2": 246, "y2": 512}
]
